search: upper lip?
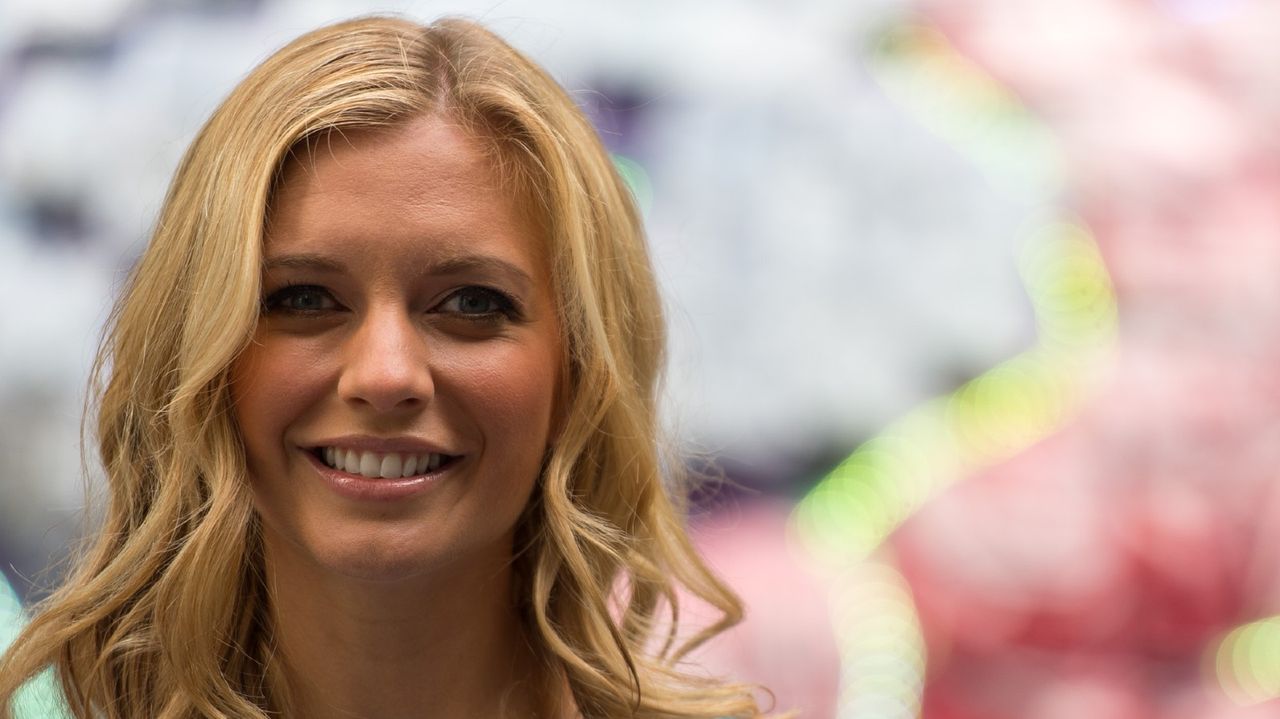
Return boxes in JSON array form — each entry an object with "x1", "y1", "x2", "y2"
[{"x1": 306, "y1": 434, "x2": 459, "y2": 456}]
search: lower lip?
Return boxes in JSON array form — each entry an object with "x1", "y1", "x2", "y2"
[{"x1": 304, "y1": 451, "x2": 455, "y2": 502}]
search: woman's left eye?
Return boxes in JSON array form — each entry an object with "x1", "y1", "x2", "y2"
[{"x1": 437, "y1": 287, "x2": 518, "y2": 317}]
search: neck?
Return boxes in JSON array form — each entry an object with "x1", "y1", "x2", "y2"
[{"x1": 263, "y1": 539, "x2": 548, "y2": 719}]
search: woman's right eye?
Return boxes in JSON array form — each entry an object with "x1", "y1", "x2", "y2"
[{"x1": 262, "y1": 285, "x2": 337, "y2": 314}]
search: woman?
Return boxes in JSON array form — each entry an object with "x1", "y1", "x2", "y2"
[{"x1": 0, "y1": 16, "x2": 763, "y2": 719}]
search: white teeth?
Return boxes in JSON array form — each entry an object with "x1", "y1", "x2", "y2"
[
  {"x1": 379, "y1": 453, "x2": 403, "y2": 478},
  {"x1": 320, "y1": 448, "x2": 448, "y2": 479}
]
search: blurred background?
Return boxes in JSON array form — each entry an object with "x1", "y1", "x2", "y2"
[{"x1": 2, "y1": 0, "x2": 1280, "y2": 717}]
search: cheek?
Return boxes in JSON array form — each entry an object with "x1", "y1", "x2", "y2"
[
  {"x1": 464, "y1": 342, "x2": 561, "y2": 443},
  {"x1": 231, "y1": 335, "x2": 331, "y2": 465}
]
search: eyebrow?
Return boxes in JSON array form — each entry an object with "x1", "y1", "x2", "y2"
[
  {"x1": 263, "y1": 254, "x2": 344, "y2": 273},
  {"x1": 262, "y1": 253, "x2": 535, "y2": 291}
]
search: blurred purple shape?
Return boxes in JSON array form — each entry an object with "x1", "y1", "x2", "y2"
[{"x1": 1158, "y1": 0, "x2": 1245, "y2": 24}]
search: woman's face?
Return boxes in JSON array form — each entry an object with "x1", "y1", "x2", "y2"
[{"x1": 231, "y1": 114, "x2": 562, "y2": 583}]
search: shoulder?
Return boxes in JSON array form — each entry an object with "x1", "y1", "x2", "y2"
[
  {"x1": 1, "y1": 573, "x2": 25, "y2": 653},
  {"x1": 1, "y1": 575, "x2": 71, "y2": 719}
]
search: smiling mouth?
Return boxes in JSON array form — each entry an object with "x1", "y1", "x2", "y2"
[{"x1": 312, "y1": 447, "x2": 460, "y2": 479}]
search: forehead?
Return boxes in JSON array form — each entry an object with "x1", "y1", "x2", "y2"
[{"x1": 267, "y1": 114, "x2": 546, "y2": 271}]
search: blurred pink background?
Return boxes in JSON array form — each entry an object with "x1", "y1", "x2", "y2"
[{"x1": 688, "y1": 1, "x2": 1280, "y2": 717}]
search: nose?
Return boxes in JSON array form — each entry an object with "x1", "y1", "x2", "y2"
[{"x1": 337, "y1": 307, "x2": 433, "y2": 413}]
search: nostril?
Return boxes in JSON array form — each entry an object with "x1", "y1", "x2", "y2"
[{"x1": 337, "y1": 365, "x2": 435, "y2": 412}]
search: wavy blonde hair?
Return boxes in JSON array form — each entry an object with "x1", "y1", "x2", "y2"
[{"x1": 0, "y1": 15, "x2": 761, "y2": 719}]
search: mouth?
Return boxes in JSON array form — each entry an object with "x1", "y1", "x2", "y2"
[{"x1": 310, "y1": 446, "x2": 461, "y2": 479}]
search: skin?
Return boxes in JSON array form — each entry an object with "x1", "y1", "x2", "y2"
[{"x1": 231, "y1": 113, "x2": 563, "y2": 718}]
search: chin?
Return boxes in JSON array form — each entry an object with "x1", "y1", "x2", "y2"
[
  {"x1": 316, "y1": 544, "x2": 439, "y2": 584},
  {"x1": 259, "y1": 513, "x2": 516, "y2": 588}
]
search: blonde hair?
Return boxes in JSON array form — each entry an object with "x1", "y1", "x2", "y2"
[{"x1": 0, "y1": 15, "x2": 761, "y2": 719}]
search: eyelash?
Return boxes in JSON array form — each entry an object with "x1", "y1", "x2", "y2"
[
  {"x1": 261, "y1": 283, "x2": 523, "y2": 321},
  {"x1": 437, "y1": 286, "x2": 521, "y2": 319},
  {"x1": 262, "y1": 284, "x2": 335, "y2": 314}
]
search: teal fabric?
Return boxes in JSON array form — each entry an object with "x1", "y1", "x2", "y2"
[{"x1": 1, "y1": 575, "x2": 69, "y2": 719}]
